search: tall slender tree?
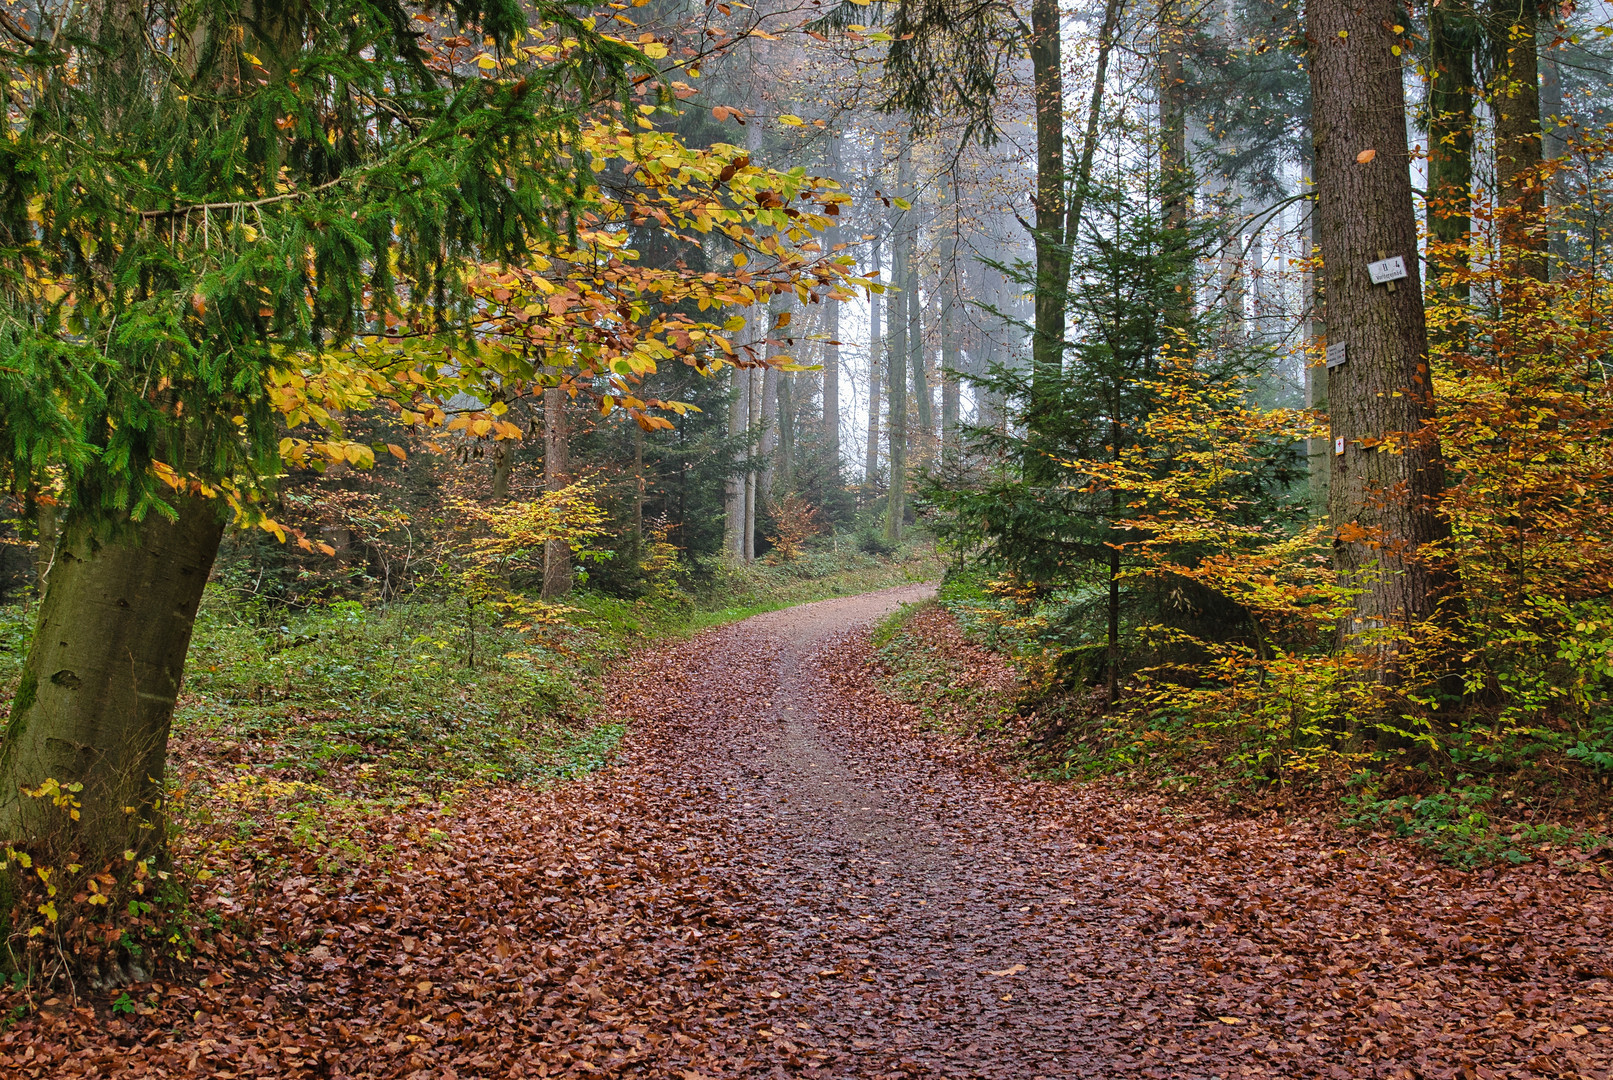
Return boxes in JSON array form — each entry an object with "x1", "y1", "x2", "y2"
[{"x1": 1489, "y1": 0, "x2": 1548, "y2": 282}]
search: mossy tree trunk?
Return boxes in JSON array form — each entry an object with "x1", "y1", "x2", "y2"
[{"x1": 0, "y1": 501, "x2": 223, "y2": 863}]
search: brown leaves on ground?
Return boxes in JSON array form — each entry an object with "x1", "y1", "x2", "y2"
[{"x1": 3, "y1": 586, "x2": 1611, "y2": 1078}]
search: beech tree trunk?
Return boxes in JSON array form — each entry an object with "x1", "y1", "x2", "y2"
[
  {"x1": 886, "y1": 152, "x2": 910, "y2": 542},
  {"x1": 725, "y1": 363, "x2": 747, "y2": 558},
  {"x1": 744, "y1": 366, "x2": 759, "y2": 562},
  {"x1": 489, "y1": 398, "x2": 525, "y2": 503},
  {"x1": 864, "y1": 237, "x2": 884, "y2": 490},
  {"x1": 1309, "y1": 0, "x2": 1459, "y2": 670},
  {"x1": 777, "y1": 372, "x2": 794, "y2": 496},
  {"x1": 823, "y1": 138, "x2": 842, "y2": 482},
  {"x1": 908, "y1": 257, "x2": 931, "y2": 465},
  {"x1": 940, "y1": 291, "x2": 960, "y2": 459},
  {"x1": 0, "y1": 501, "x2": 223, "y2": 862},
  {"x1": 541, "y1": 385, "x2": 572, "y2": 600},
  {"x1": 1426, "y1": 4, "x2": 1475, "y2": 292},
  {"x1": 1489, "y1": 0, "x2": 1546, "y2": 282}
]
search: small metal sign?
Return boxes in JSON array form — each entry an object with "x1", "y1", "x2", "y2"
[
  {"x1": 1334, "y1": 436, "x2": 1345, "y2": 456},
  {"x1": 1326, "y1": 342, "x2": 1347, "y2": 369},
  {"x1": 1367, "y1": 255, "x2": 1409, "y2": 285}
]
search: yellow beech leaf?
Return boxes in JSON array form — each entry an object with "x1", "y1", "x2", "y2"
[
  {"x1": 778, "y1": 114, "x2": 804, "y2": 127},
  {"x1": 641, "y1": 41, "x2": 668, "y2": 59}
]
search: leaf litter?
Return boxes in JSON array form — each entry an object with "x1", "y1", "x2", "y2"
[{"x1": 3, "y1": 583, "x2": 1610, "y2": 1078}]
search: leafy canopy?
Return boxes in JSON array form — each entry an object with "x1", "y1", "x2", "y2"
[{"x1": 1, "y1": 0, "x2": 859, "y2": 544}]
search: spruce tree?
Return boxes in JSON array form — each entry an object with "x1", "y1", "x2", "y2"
[{"x1": 0, "y1": 0, "x2": 638, "y2": 865}]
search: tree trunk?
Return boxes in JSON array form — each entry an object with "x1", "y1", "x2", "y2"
[
  {"x1": 864, "y1": 237, "x2": 884, "y2": 490},
  {"x1": 0, "y1": 501, "x2": 223, "y2": 863},
  {"x1": 1160, "y1": 0, "x2": 1191, "y2": 339},
  {"x1": 758, "y1": 365, "x2": 780, "y2": 504},
  {"x1": 632, "y1": 421, "x2": 644, "y2": 546},
  {"x1": 489, "y1": 398, "x2": 524, "y2": 503},
  {"x1": 758, "y1": 291, "x2": 787, "y2": 504},
  {"x1": 940, "y1": 284, "x2": 960, "y2": 460},
  {"x1": 1310, "y1": 0, "x2": 1459, "y2": 671},
  {"x1": 1426, "y1": 4, "x2": 1475, "y2": 295},
  {"x1": 777, "y1": 372, "x2": 794, "y2": 495},
  {"x1": 725, "y1": 363, "x2": 747, "y2": 558},
  {"x1": 1540, "y1": 35, "x2": 1570, "y2": 271},
  {"x1": 886, "y1": 156, "x2": 910, "y2": 542},
  {"x1": 1301, "y1": 154, "x2": 1331, "y2": 518},
  {"x1": 1489, "y1": 0, "x2": 1546, "y2": 282},
  {"x1": 1072, "y1": 0, "x2": 1128, "y2": 239},
  {"x1": 823, "y1": 137, "x2": 842, "y2": 482},
  {"x1": 541, "y1": 385, "x2": 572, "y2": 600},
  {"x1": 32, "y1": 498, "x2": 57, "y2": 599},
  {"x1": 745, "y1": 365, "x2": 759, "y2": 562},
  {"x1": 908, "y1": 255, "x2": 931, "y2": 464},
  {"x1": 1026, "y1": 0, "x2": 1069, "y2": 460}
]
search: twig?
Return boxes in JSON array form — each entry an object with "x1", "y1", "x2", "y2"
[{"x1": 139, "y1": 176, "x2": 347, "y2": 221}]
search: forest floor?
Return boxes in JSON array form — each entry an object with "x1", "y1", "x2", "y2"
[{"x1": 5, "y1": 584, "x2": 1613, "y2": 1078}]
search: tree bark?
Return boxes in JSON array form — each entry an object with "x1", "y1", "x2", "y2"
[
  {"x1": 758, "y1": 291, "x2": 787, "y2": 503},
  {"x1": 908, "y1": 252, "x2": 931, "y2": 464},
  {"x1": 541, "y1": 385, "x2": 572, "y2": 600},
  {"x1": 745, "y1": 365, "x2": 759, "y2": 562},
  {"x1": 864, "y1": 237, "x2": 884, "y2": 490},
  {"x1": 725, "y1": 363, "x2": 747, "y2": 558},
  {"x1": 1309, "y1": 0, "x2": 1459, "y2": 671},
  {"x1": 489, "y1": 398, "x2": 524, "y2": 503},
  {"x1": 1026, "y1": 0, "x2": 1069, "y2": 457},
  {"x1": 1301, "y1": 154, "x2": 1331, "y2": 518},
  {"x1": 886, "y1": 153, "x2": 910, "y2": 541},
  {"x1": 1489, "y1": 0, "x2": 1546, "y2": 282},
  {"x1": 822, "y1": 137, "x2": 842, "y2": 482},
  {"x1": 0, "y1": 500, "x2": 223, "y2": 862},
  {"x1": 940, "y1": 282, "x2": 960, "y2": 459},
  {"x1": 1160, "y1": 0, "x2": 1191, "y2": 339},
  {"x1": 632, "y1": 421, "x2": 644, "y2": 546},
  {"x1": 32, "y1": 498, "x2": 56, "y2": 599},
  {"x1": 1426, "y1": 4, "x2": 1475, "y2": 292},
  {"x1": 777, "y1": 371, "x2": 794, "y2": 495}
]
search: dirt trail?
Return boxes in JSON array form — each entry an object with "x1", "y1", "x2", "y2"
[
  {"x1": 600, "y1": 586, "x2": 1612, "y2": 1079},
  {"x1": 6, "y1": 585, "x2": 1610, "y2": 1079}
]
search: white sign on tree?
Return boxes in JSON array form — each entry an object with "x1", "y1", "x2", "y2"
[{"x1": 1367, "y1": 255, "x2": 1409, "y2": 285}]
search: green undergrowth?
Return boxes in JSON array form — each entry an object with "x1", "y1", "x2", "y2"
[
  {"x1": 1, "y1": 534, "x2": 940, "y2": 801},
  {"x1": 870, "y1": 599, "x2": 1019, "y2": 740},
  {"x1": 0, "y1": 535, "x2": 937, "y2": 975},
  {"x1": 874, "y1": 569, "x2": 1613, "y2": 871}
]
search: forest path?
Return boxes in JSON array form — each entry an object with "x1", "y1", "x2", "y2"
[
  {"x1": 591, "y1": 585, "x2": 1613, "y2": 1079},
  {"x1": 11, "y1": 585, "x2": 1609, "y2": 1079}
]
